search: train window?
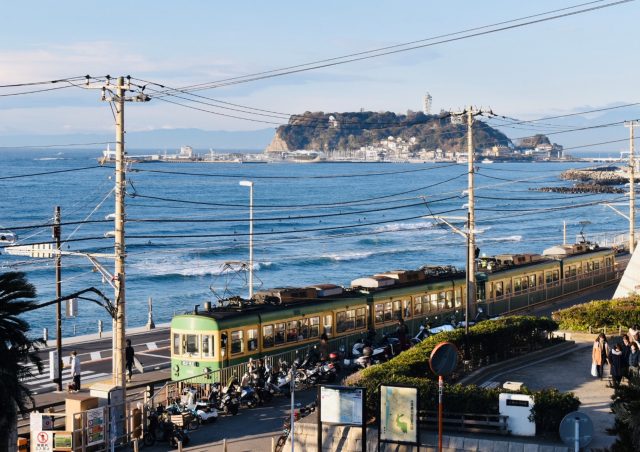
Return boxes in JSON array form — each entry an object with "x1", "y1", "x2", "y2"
[
  {"x1": 514, "y1": 278, "x2": 521, "y2": 292},
  {"x1": 495, "y1": 281, "x2": 504, "y2": 298},
  {"x1": 553, "y1": 270, "x2": 560, "y2": 282},
  {"x1": 263, "y1": 325, "x2": 274, "y2": 348},
  {"x1": 392, "y1": 301, "x2": 401, "y2": 320},
  {"x1": 521, "y1": 277, "x2": 529, "y2": 290},
  {"x1": 356, "y1": 308, "x2": 366, "y2": 329},
  {"x1": 248, "y1": 328, "x2": 259, "y2": 351},
  {"x1": 324, "y1": 315, "x2": 333, "y2": 337},
  {"x1": 606, "y1": 257, "x2": 612, "y2": 267},
  {"x1": 594, "y1": 261, "x2": 601, "y2": 272},
  {"x1": 231, "y1": 330, "x2": 244, "y2": 355},
  {"x1": 438, "y1": 292, "x2": 446, "y2": 310},
  {"x1": 185, "y1": 334, "x2": 199, "y2": 355},
  {"x1": 586, "y1": 261, "x2": 593, "y2": 273},
  {"x1": 413, "y1": 296, "x2": 423, "y2": 315},
  {"x1": 310, "y1": 317, "x2": 320, "y2": 337},
  {"x1": 275, "y1": 323, "x2": 285, "y2": 345},
  {"x1": 346, "y1": 309, "x2": 356, "y2": 330},
  {"x1": 173, "y1": 333, "x2": 180, "y2": 355},
  {"x1": 429, "y1": 293, "x2": 438, "y2": 312},
  {"x1": 202, "y1": 335, "x2": 213, "y2": 357},
  {"x1": 384, "y1": 302, "x2": 393, "y2": 321},
  {"x1": 455, "y1": 288, "x2": 462, "y2": 308},
  {"x1": 287, "y1": 321, "x2": 299, "y2": 342},
  {"x1": 336, "y1": 311, "x2": 347, "y2": 333},
  {"x1": 300, "y1": 318, "x2": 310, "y2": 339},
  {"x1": 403, "y1": 299, "x2": 411, "y2": 318},
  {"x1": 529, "y1": 275, "x2": 537, "y2": 288},
  {"x1": 445, "y1": 291, "x2": 454, "y2": 309},
  {"x1": 545, "y1": 271, "x2": 552, "y2": 284},
  {"x1": 505, "y1": 281, "x2": 512, "y2": 294},
  {"x1": 375, "y1": 304, "x2": 384, "y2": 323}
]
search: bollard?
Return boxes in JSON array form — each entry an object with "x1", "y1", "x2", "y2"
[
  {"x1": 272, "y1": 437, "x2": 275, "y2": 452},
  {"x1": 177, "y1": 440, "x2": 183, "y2": 452},
  {"x1": 98, "y1": 320, "x2": 103, "y2": 338},
  {"x1": 133, "y1": 439, "x2": 139, "y2": 452},
  {"x1": 223, "y1": 438, "x2": 227, "y2": 451},
  {"x1": 43, "y1": 328, "x2": 48, "y2": 345}
]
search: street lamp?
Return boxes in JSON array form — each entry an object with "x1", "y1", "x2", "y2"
[{"x1": 239, "y1": 180, "x2": 254, "y2": 299}]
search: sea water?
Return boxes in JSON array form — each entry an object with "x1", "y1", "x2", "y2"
[{"x1": 0, "y1": 149, "x2": 627, "y2": 337}]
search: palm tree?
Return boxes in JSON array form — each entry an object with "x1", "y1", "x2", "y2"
[{"x1": 0, "y1": 272, "x2": 43, "y2": 444}]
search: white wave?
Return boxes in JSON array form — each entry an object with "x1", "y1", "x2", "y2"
[
  {"x1": 484, "y1": 235, "x2": 522, "y2": 242},
  {"x1": 131, "y1": 258, "x2": 274, "y2": 277},
  {"x1": 323, "y1": 251, "x2": 375, "y2": 262},
  {"x1": 372, "y1": 221, "x2": 435, "y2": 233},
  {"x1": 34, "y1": 157, "x2": 68, "y2": 161}
]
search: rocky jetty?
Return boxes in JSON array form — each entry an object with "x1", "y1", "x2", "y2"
[
  {"x1": 533, "y1": 184, "x2": 625, "y2": 194},
  {"x1": 560, "y1": 166, "x2": 630, "y2": 185}
]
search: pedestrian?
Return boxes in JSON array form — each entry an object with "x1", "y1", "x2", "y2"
[
  {"x1": 319, "y1": 333, "x2": 329, "y2": 361},
  {"x1": 396, "y1": 317, "x2": 409, "y2": 350},
  {"x1": 591, "y1": 333, "x2": 610, "y2": 380},
  {"x1": 70, "y1": 351, "x2": 81, "y2": 391},
  {"x1": 125, "y1": 339, "x2": 135, "y2": 381},
  {"x1": 610, "y1": 343, "x2": 623, "y2": 387},
  {"x1": 628, "y1": 342, "x2": 639, "y2": 377},
  {"x1": 621, "y1": 334, "x2": 631, "y2": 380}
]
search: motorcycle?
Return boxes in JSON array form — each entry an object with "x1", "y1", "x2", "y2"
[
  {"x1": 304, "y1": 360, "x2": 338, "y2": 385},
  {"x1": 210, "y1": 382, "x2": 240, "y2": 416},
  {"x1": 191, "y1": 400, "x2": 218, "y2": 424}
]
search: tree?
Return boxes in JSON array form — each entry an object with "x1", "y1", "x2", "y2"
[
  {"x1": 608, "y1": 371, "x2": 640, "y2": 451},
  {"x1": 0, "y1": 272, "x2": 43, "y2": 444}
]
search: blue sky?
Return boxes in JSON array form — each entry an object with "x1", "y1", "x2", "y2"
[{"x1": 0, "y1": 0, "x2": 638, "y2": 145}]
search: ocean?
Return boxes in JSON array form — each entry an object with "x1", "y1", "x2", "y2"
[{"x1": 0, "y1": 149, "x2": 628, "y2": 338}]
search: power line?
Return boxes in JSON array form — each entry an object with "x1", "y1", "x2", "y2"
[
  {"x1": 0, "y1": 165, "x2": 106, "y2": 181},
  {"x1": 0, "y1": 141, "x2": 113, "y2": 150}
]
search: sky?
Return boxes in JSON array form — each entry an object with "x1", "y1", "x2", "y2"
[{"x1": 0, "y1": 0, "x2": 638, "y2": 151}]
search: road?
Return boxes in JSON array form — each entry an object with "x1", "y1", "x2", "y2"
[{"x1": 23, "y1": 327, "x2": 171, "y2": 394}]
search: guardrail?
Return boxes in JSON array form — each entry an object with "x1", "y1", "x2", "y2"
[{"x1": 420, "y1": 410, "x2": 509, "y2": 435}]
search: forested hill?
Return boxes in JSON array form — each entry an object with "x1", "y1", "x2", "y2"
[{"x1": 265, "y1": 111, "x2": 512, "y2": 152}]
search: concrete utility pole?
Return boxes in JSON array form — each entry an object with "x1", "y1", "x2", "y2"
[
  {"x1": 53, "y1": 206, "x2": 63, "y2": 391},
  {"x1": 625, "y1": 120, "x2": 638, "y2": 253},
  {"x1": 466, "y1": 107, "x2": 476, "y2": 337}
]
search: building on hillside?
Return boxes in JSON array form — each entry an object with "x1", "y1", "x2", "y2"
[{"x1": 423, "y1": 93, "x2": 432, "y2": 115}]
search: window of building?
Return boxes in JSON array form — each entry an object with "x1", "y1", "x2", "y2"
[
  {"x1": 231, "y1": 330, "x2": 243, "y2": 355},
  {"x1": 263, "y1": 325, "x2": 274, "y2": 348}
]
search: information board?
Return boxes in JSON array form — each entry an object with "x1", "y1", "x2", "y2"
[
  {"x1": 53, "y1": 432, "x2": 72, "y2": 451},
  {"x1": 86, "y1": 407, "x2": 106, "y2": 446},
  {"x1": 320, "y1": 386, "x2": 363, "y2": 426},
  {"x1": 380, "y1": 385, "x2": 418, "y2": 444}
]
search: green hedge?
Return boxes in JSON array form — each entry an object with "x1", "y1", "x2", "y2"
[
  {"x1": 552, "y1": 297, "x2": 640, "y2": 332},
  {"x1": 345, "y1": 316, "x2": 580, "y2": 435}
]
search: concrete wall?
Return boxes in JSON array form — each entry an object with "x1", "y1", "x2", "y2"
[{"x1": 285, "y1": 421, "x2": 570, "y2": 452}]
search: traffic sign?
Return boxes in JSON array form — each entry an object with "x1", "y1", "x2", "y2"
[{"x1": 559, "y1": 411, "x2": 593, "y2": 450}]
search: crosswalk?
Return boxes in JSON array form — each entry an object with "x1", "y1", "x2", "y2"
[{"x1": 22, "y1": 367, "x2": 110, "y2": 394}]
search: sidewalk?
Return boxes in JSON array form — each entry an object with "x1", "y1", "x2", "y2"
[{"x1": 486, "y1": 336, "x2": 617, "y2": 450}]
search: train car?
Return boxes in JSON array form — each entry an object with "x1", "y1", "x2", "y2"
[
  {"x1": 170, "y1": 243, "x2": 618, "y2": 381},
  {"x1": 170, "y1": 288, "x2": 369, "y2": 382}
]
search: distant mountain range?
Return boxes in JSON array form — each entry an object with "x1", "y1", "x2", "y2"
[{"x1": 0, "y1": 128, "x2": 276, "y2": 152}]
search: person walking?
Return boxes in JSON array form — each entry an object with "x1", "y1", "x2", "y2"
[
  {"x1": 319, "y1": 333, "x2": 329, "y2": 361},
  {"x1": 592, "y1": 333, "x2": 610, "y2": 380},
  {"x1": 610, "y1": 343, "x2": 624, "y2": 387},
  {"x1": 125, "y1": 339, "x2": 135, "y2": 381},
  {"x1": 628, "y1": 342, "x2": 639, "y2": 377},
  {"x1": 70, "y1": 351, "x2": 81, "y2": 391},
  {"x1": 396, "y1": 317, "x2": 409, "y2": 351},
  {"x1": 621, "y1": 334, "x2": 631, "y2": 380}
]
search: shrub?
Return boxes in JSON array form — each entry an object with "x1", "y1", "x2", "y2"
[
  {"x1": 552, "y1": 297, "x2": 640, "y2": 332},
  {"x1": 526, "y1": 388, "x2": 581, "y2": 435}
]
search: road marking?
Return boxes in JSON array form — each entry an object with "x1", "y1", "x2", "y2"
[
  {"x1": 90, "y1": 351, "x2": 101, "y2": 361},
  {"x1": 137, "y1": 352, "x2": 170, "y2": 360},
  {"x1": 146, "y1": 342, "x2": 158, "y2": 350}
]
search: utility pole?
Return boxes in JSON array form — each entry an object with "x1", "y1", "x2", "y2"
[
  {"x1": 53, "y1": 206, "x2": 63, "y2": 391},
  {"x1": 86, "y1": 75, "x2": 149, "y2": 420},
  {"x1": 625, "y1": 120, "x2": 638, "y2": 253},
  {"x1": 466, "y1": 107, "x2": 476, "y2": 337}
]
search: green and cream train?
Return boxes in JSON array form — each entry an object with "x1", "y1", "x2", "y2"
[{"x1": 170, "y1": 242, "x2": 619, "y2": 381}]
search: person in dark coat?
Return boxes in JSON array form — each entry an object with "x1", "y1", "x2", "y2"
[
  {"x1": 125, "y1": 339, "x2": 135, "y2": 380},
  {"x1": 621, "y1": 334, "x2": 631, "y2": 380},
  {"x1": 609, "y1": 343, "x2": 623, "y2": 387},
  {"x1": 319, "y1": 333, "x2": 329, "y2": 361},
  {"x1": 396, "y1": 317, "x2": 409, "y2": 350}
]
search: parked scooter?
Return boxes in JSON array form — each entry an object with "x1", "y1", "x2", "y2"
[{"x1": 210, "y1": 382, "x2": 240, "y2": 416}]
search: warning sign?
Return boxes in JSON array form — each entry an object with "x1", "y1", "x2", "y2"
[{"x1": 31, "y1": 430, "x2": 53, "y2": 452}]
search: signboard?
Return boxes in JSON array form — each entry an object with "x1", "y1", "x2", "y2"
[
  {"x1": 320, "y1": 386, "x2": 364, "y2": 426},
  {"x1": 499, "y1": 393, "x2": 535, "y2": 436},
  {"x1": 53, "y1": 432, "x2": 72, "y2": 451},
  {"x1": 86, "y1": 407, "x2": 106, "y2": 446},
  {"x1": 379, "y1": 385, "x2": 418, "y2": 444},
  {"x1": 49, "y1": 350, "x2": 58, "y2": 381},
  {"x1": 32, "y1": 431, "x2": 53, "y2": 452}
]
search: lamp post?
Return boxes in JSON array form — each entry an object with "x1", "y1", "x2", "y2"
[{"x1": 239, "y1": 180, "x2": 254, "y2": 299}]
